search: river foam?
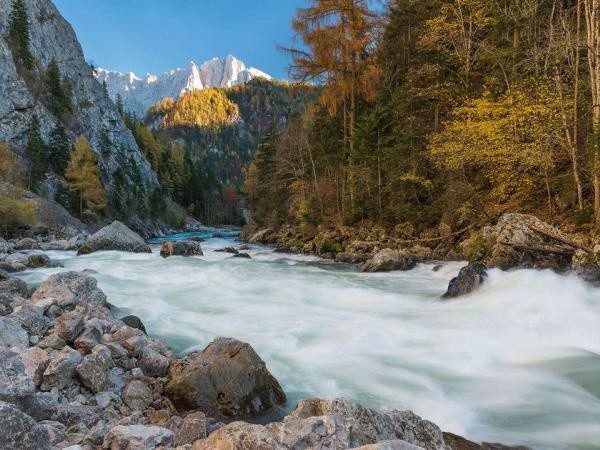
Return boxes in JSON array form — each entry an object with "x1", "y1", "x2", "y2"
[{"x1": 16, "y1": 231, "x2": 600, "y2": 450}]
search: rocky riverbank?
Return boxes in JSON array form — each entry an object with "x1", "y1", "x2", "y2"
[
  {"x1": 0, "y1": 223, "x2": 532, "y2": 449},
  {"x1": 241, "y1": 213, "x2": 600, "y2": 287}
]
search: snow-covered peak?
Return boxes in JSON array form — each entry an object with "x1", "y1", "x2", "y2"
[{"x1": 96, "y1": 56, "x2": 272, "y2": 117}]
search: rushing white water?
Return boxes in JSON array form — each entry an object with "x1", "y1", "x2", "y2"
[{"x1": 15, "y1": 230, "x2": 600, "y2": 450}]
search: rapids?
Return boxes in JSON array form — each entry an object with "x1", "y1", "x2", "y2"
[{"x1": 15, "y1": 230, "x2": 600, "y2": 450}]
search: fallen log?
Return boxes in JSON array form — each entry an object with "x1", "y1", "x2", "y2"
[
  {"x1": 498, "y1": 241, "x2": 576, "y2": 256},
  {"x1": 528, "y1": 225, "x2": 592, "y2": 253}
]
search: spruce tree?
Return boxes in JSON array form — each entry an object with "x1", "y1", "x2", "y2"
[
  {"x1": 46, "y1": 58, "x2": 72, "y2": 117},
  {"x1": 65, "y1": 137, "x2": 107, "y2": 216},
  {"x1": 25, "y1": 115, "x2": 47, "y2": 189},
  {"x1": 49, "y1": 123, "x2": 71, "y2": 175},
  {"x1": 8, "y1": 0, "x2": 34, "y2": 70},
  {"x1": 116, "y1": 94, "x2": 124, "y2": 116}
]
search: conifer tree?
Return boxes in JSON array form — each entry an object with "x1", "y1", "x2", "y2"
[
  {"x1": 65, "y1": 137, "x2": 107, "y2": 216},
  {"x1": 48, "y1": 123, "x2": 71, "y2": 175},
  {"x1": 25, "y1": 115, "x2": 47, "y2": 189},
  {"x1": 116, "y1": 94, "x2": 124, "y2": 116},
  {"x1": 8, "y1": 0, "x2": 34, "y2": 70},
  {"x1": 46, "y1": 58, "x2": 72, "y2": 117}
]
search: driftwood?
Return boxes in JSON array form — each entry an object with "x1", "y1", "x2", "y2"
[
  {"x1": 528, "y1": 225, "x2": 592, "y2": 253},
  {"x1": 498, "y1": 241, "x2": 576, "y2": 256}
]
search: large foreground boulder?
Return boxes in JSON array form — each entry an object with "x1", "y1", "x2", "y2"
[
  {"x1": 0, "y1": 401, "x2": 50, "y2": 450},
  {"x1": 443, "y1": 263, "x2": 487, "y2": 299},
  {"x1": 160, "y1": 240, "x2": 204, "y2": 258},
  {"x1": 359, "y1": 249, "x2": 417, "y2": 273},
  {"x1": 31, "y1": 271, "x2": 107, "y2": 310},
  {"x1": 77, "y1": 221, "x2": 151, "y2": 255},
  {"x1": 165, "y1": 337, "x2": 286, "y2": 419}
]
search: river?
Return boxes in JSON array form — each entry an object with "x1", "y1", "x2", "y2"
[{"x1": 16, "y1": 230, "x2": 600, "y2": 450}]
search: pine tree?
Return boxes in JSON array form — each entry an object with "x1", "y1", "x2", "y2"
[
  {"x1": 102, "y1": 80, "x2": 109, "y2": 98},
  {"x1": 65, "y1": 137, "x2": 107, "y2": 216},
  {"x1": 46, "y1": 58, "x2": 72, "y2": 117},
  {"x1": 116, "y1": 94, "x2": 124, "y2": 116},
  {"x1": 8, "y1": 0, "x2": 34, "y2": 70},
  {"x1": 25, "y1": 115, "x2": 47, "y2": 189},
  {"x1": 48, "y1": 123, "x2": 71, "y2": 175}
]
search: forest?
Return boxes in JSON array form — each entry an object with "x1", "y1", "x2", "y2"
[{"x1": 245, "y1": 0, "x2": 600, "y2": 240}]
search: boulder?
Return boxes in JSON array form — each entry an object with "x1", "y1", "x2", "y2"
[
  {"x1": 14, "y1": 238, "x2": 39, "y2": 250},
  {"x1": 193, "y1": 397, "x2": 445, "y2": 450},
  {"x1": 215, "y1": 247, "x2": 239, "y2": 254},
  {"x1": 0, "y1": 261, "x2": 26, "y2": 273},
  {"x1": 26, "y1": 254, "x2": 50, "y2": 268},
  {"x1": 121, "y1": 315, "x2": 147, "y2": 334},
  {"x1": 232, "y1": 252, "x2": 251, "y2": 259},
  {"x1": 443, "y1": 263, "x2": 487, "y2": 299},
  {"x1": 9, "y1": 305, "x2": 51, "y2": 336},
  {"x1": 0, "y1": 293, "x2": 13, "y2": 316},
  {"x1": 165, "y1": 337, "x2": 286, "y2": 419},
  {"x1": 0, "y1": 401, "x2": 50, "y2": 450},
  {"x1": 571, "y1": 250, "x2": 600, "y2": 284},
  {"x1": 0, "y1": 317, "x2": 29, "y2": 351},
  {"x1": 73, "y1": 327, "x2": 101, "y2": 354},
  {"x1": 31, "y1": 271, "x2": 107, "y2": 310},
  {"x1": 0, "y1": 277, "x2": 29, "y2": 297},
  {"x1": 359, "y1": 249, "x2": 417, "y2": 273},
  {"x1": 40, "y1": 346, "x2": 83, "y2": 391},
  {"x1": 104, "y1": 425, "x2": 174, "y2": 450},
  {"x1": 138, "y1": 347, "x2": 170, "y2": 377},
  {"x1": 18, "y1": 346, "x2": 49, "y2": 386},
  {"x1": 175, "y1": 411, "x2": 207, "y2": 446},
  {"x1": 0, "y1": 350, "x2": 38, "y2": 415},
  {"x1": 160, "y1": 240, "x2": 204, "y2": 258},
  {"x1": 77, "y1": 221, "x2": 151, "y2": 255},
  {"x1": 54, "y1": 309, "x2": 85, "y2": 343},
  {"x1": 75, "y1": 344, "x2": 113, "y2": 393}
]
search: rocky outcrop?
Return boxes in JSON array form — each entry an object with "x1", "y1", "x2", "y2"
[
  {"x1": 77, "y1": 221, "x2": 151, "y2": 255},
  {"x1": 165, "y1": 337, "x2": 286, "y2": 419},
  {"x1": 359, "y1": 249, "x2": 417, "y2": 273},
  {"x1": 160, "y1": 240, "x2": 204, "y2": 258},
  {"x1": 443, "y1": 263, "x2": 487, "y2": 299}
]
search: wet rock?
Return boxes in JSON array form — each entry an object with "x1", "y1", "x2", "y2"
[
  {"x1": 121, "y1": 315, "x2": 147, "y2": 334},
  {"x1": 160, "y1": 240, "x2": 204, "y2": 258},
  {"x1": 104, "y1": 424, "x2": 174, "y2": 450},
  {"x1": 75, "y1": 345, "x2": 113, "y2": 393},
  {"x1": 175, "y1": 411, "x2": 207, "y2": 446},
  {"x1": 55, "y1": 310, "x2": 85, "y2": 343},
  {"x1": 0, "y1": 277, "x2": 29, "y2": 297},
  {"x1": 138, "y1": 347, "x2": 170, "y2": 378},
  {"x1": 31, "y1": 271, "x2": 107, "y2": 310},
  {"x1": 26, "y1": 253, "x2": 50, "y2": 268},
  {"x1": 0, "y1": 401, "x2": 50, "y2": 450},
  {"x1": 122, "y1": 380, "x2": 152, "y2": 411},
  {"x1": 0, "y1": 317, "x2": 29, "y2": 351},
  {"x1": 443, "y1": 263, "x2": 487, "y2": 299},
  {"x1": 232, "y1": 252, "x2": 251, "y2": 259},
  {"x1": 359, "y1": 249, "x2": 417, "y2": 273},
  {"x1": 165, "y1": 337, "x2": 286, "y2": 419},
  {"x1": 77, "y1": 221, "x2": 151, "y2": 255},
  {"x1": 40, "y1": 346, "x2": 83, "y2": 391},
  {"x1": 0, "y1": 261, "x2": 26, "y2": 273},
  {"x1": 14, "y1": 238, "x2": 39, "y2": 250},
  {"x1": 215, "y1": 247, "x2": 239, "y2": 254}
]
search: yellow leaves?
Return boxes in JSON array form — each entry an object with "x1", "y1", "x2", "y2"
[
  {"x1": 65, "y1": 136, "x2": 107, "y2": 213},
  {"x1": 0, "y1": 142, "x2": 24, "y2": 186}
]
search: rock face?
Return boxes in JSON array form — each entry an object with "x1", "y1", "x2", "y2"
[
  {"x1": 104, "y1": 425, "x2": 174, "y2": 450},
  {"x1": 443, "y1": 263, "x2": 487, "y2": 299},
  {"x1": 193, "y1": 397, "x2": 446, "y2": 450},
  {"x1": 0, "y1": 401, "x2": 50, "y2": 450},
  {"x1": 77, "y1": 221, "x2": 152, "y2": 255},
  {"x1": 359, "y1": 249, "x2": 417, "y2": 273},
  {"x1": 165, "y1": 337, "x2": 286, "y2": 419},
  {"x1": 0, "y1": 0, "x2": 159, "y2": 206},
  {"x1": 160, "y1": 240, "x2": 204, "y2": 258}
]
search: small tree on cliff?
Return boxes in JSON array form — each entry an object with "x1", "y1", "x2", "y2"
[
  {"x1": 8, "y1": 0, "x2": 34, "y2": 70},
  {"x1": 46, "y1": 58, "x2": 72, "y2": 117},
  {"x1": 65, "y1": 137, "x2": 107, "y2": 216},
  {"x1": 48, "y1": 123, "x2": 71, "y2": 175}
]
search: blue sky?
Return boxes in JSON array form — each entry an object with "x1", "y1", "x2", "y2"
[{"x1": 53, "y1": 0, "x2": 306, "y2": 80}]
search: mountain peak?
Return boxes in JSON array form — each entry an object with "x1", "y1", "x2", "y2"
[{"x1": 97, "y1": 56, "x2": 271, "y2": 117}]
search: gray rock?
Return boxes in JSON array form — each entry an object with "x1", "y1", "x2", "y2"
[
  {"x1": 38, "y1": 334, "x2": 66, "y2": 350},
  {"x1": 443, "y1": 263, "x2": 487, "y2": 299},
  {"x1": 18, "y1": 346, "x2": 49, "y2": 386},
  {"x1": 54, "y1": 402, "x2": 100, "y2": 427},
  {"x1": 0, "y1": 293, "x2": 13, "y2": 316},
  {"x1": 75, "y1": 344, "x2": 113, "y2": 394},
  {"x1": 31, "y1": 271, "x2": 107, "y2": 310},
  {"x1": 174, "y1": 411, "x2": 206, "y2": 446},
  {"x1": 138, "y1": 347, "x2": 170, "y2": 378},
  {"x1": 165, "y1": 337, "x2": 286, "y2": 419},
  {"x1": 160, "y1": 240, "x2": 204, "y2": 258},
  {"x1": 78, "y1": 221, "x2": 151, "y2": 255},
  {"x1": 0, "y1": 277, "x2": 29, "y2": 297},
  {"x1": 0, "y1": 261, "x2": 27, "y2": 273},
  {"x1": 122, "y1": 380, "x2": 152, "y2": 411},
  {"x1": 14, "y1": 238, "x2": 39, "y2": 250},
  {"x1": 9, "y1": 305, "x2": 51, "y2": 335},
  {"x1": 0, "y1": 316, "x2": 29, "y2": 351},
  {"x1": 359, "y1": 249, "x2": 417, "y2": 273},
  {"x1": 0, "y1": 401, "x2": 50, "y2": 450},
  {"x1": 40, "y1": 346, "x2": 83, "y2": 391},
  {"x1": 26, "y1": 253, "x2": 51, "y2": 268},
  {"x1": 74, "y1": 327, "x2": 101, "y2": 354},
  {"x1": 94, "y1": 391, "x2": 121, "y2": 409},
  {"x1": 121, "y1": 315, "x2": 147, "y2": 334},
  {"x1": 0, "y1": 350, "x2": 37, "y2": 415},
  {"x1": 104, "y1": 425, "x2": 174, "y2": 450}
]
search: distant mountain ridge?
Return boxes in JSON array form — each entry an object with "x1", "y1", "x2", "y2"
[{"x1": 96, "y1": 55, "x2": 272, "y2": 117}]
